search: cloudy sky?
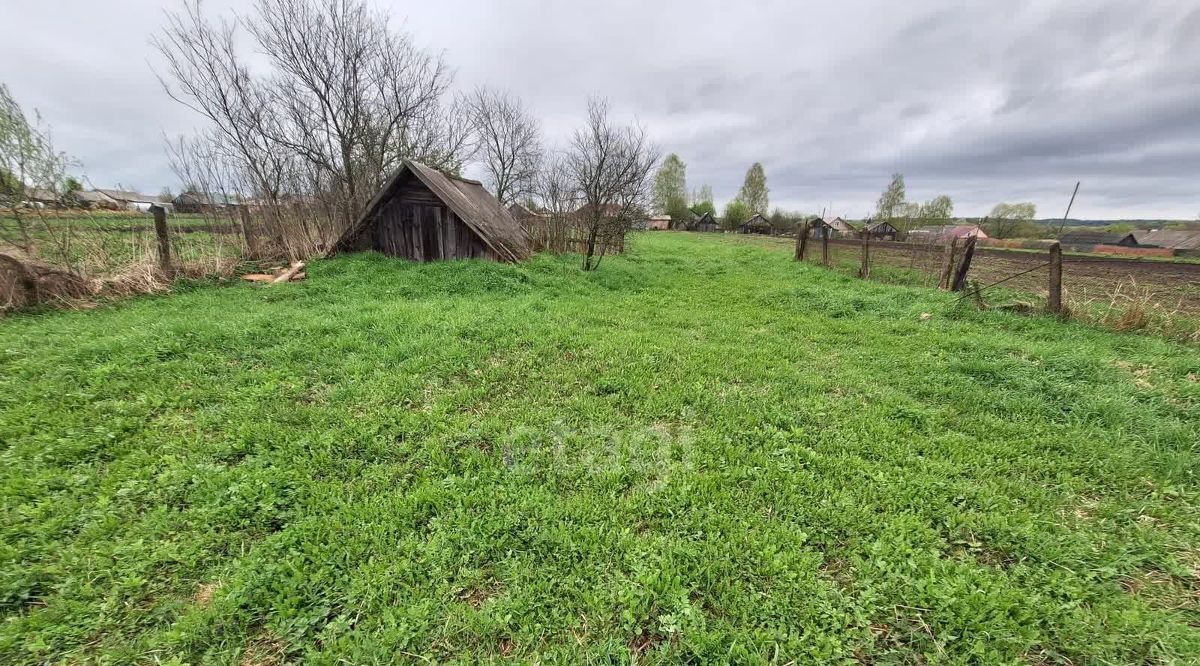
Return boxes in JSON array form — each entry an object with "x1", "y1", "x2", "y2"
[{"x1": 2, "y1": 0, "x2": 1197, "y2": 219}]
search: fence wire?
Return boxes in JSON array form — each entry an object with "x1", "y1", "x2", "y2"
[{"x1": 789, "y1": 234, "x2": 1200, "y2": 316}]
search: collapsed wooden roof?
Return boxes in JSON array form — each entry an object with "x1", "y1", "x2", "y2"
[{"x1": 331, "y1": 160, "x2": 531, "y2": 262}]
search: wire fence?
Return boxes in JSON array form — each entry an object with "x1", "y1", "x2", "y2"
[{"x1": 784, "y1": 226, "x2": 1200, "y2": 340}]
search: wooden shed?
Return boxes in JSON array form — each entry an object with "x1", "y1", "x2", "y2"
[
  {"x1": 864, "y1": 220, "x2": 898, "y2": 240},
  {"x1": 331, "y1": 161, "x2": 530, "y2": 263},
  {"x1": 738, "y1": 213, "x2": 772, "y2": 235},
  {"x1": 805, "y1": 216, "x2": 856, "y2": 238},
  {"x1": 690, "y1": 211, "x2": 719, "y2": 232}
]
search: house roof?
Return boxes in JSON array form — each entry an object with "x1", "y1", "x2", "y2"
[
  {"x1": 742, "y1": 213, "x2": 770, "y2": 226},
  {"x1": 911, "y1": 224, "x2": 987, "y2": 239},
  {"x1": 865, "y1": 220, "x2": 898, "y2": 232},
  {"x1": 1059, "y1": 231, "x2": 1135, "y2": 245},
  {"x1": 175, "y1": 191, "x2": 239, "y2": 206},
  {"x1": 332, "y1": 160, "x2": 530, "y2": 262},
  {"x1": 1133, "y1": 230, "x2": 1200, "y2": 250},
  {"x1": 96, "y1": 189, "x2": 164, "y2": 204},
  {"x1": 575, "y1": 203, "x2": 624, "y2": 217},
  {"x1": 822, "y1": 216, "x2": 856, "y2": 232},
  {"x1": 25, "y1": 187, "x2": 59, "y2": 202},
  {"x1": 507, "y1": 202, "x2": 548, "y2": 219},
  {"x1": 75, "y1": 190, "x2": 117, "y2": 204}
]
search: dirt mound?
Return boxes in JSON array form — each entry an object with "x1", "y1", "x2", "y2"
[{"x1": 0, "y1": 254, "x2": 91, "y2": 311}]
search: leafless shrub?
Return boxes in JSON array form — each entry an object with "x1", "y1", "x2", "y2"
[
  {"x1": 566, "y1": 98, "x2": 658, "y2": 271},
  {"x1": 519, "y1": 155, "x2": 580, "y2": 253}
]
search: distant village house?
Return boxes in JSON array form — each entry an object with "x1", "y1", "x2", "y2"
[
  {"x1": 808, "y1": 216, "x2": 857, "y2": 238},
  {"x1": 907, "y1": 224, "x2": 988, "y2": 243},
  {"x1": 690, "y1": 211, "x2": 719, "y2": 232},
  {"x1": 95, "y1": 189, "x2": 170, "y2": 213},
  {"x1": 738, "y1": 213, "x2": 772, "y2": 235},
  {"x1": 646, "y1": 214, "x2": 671, "y2": 231},
  {"x1": 173, "y1": 191, "x2": 240, "y2": 214},
  {"x1": 863, "y1": 220, "x2": 898, "y2": 240},
  {"x1": 1058, "y1": 231, "x2": 1138, "y2": 251}
]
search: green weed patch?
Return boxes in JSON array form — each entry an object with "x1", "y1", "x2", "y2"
[{"x1": 2, "y1": 232, "x2": 1198, "y2": 662}]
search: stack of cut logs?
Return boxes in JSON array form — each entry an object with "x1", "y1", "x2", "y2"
[{"x1": 241, "y1": 261, "x2": 306, "y2": 285}]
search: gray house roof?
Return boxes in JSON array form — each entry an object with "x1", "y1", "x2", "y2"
[
  {"x1": 174, "y1": 191, "x2": 239, "y2": 207},
  {"x1": 95, "y1": 189, "x2": 165, "y2": 204},
  {"x1": 1059, "y1": 231, "x2": 1137, "y2": 246},
  {"x1": 1133, "y1": 230, "x2": 1200, "y2": 250},
  {"x1": 75, "y1": 190, "x2": 118, "y2": 205},
  {"x1": 821, "y1": 216, "x2": 857, "y2": 233}
]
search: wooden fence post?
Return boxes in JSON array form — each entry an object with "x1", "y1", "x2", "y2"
[
  {"x1": 1048, "y1": 241, "x2": 1063, "y2": 314},
  {"x1": 794, "y1": 222, "x2": 804, "y2": 261},
  {"x1": 859, "y1": 231, "x2": 871, "y2": 279},
  {"x1": 151, "y1": 204, "x2": 172, "y2": 277},
  {"x1": 821, "y1": 229, "x2": 830, "y2": 267},
  {"x1": 950, "y1": 235, "x2": 977, "y2": 292},
  {"x1": 938, "y1": 236, "x2": 959, "y2": 290},
  {"x1": 797, "y1": 221, "x2": 810, "y2": 261}
]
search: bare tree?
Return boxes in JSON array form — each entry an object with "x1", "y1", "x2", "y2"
[
  {"x1": 566, "y1": 98, "x2": 658, "y2": 271},
  {"x1": 155, "y1": 0, "x2": 471, "y2": 255},
  {"x1": 527, "y1": 154, "x2": 579, "y2": 252},
  {"x1": 154, "y1": 2, "x2": 290, "y2": 205},
  {"x1": 467, "y1": 86, "x2": 541, "y2": 206},
  {"x1": 248, "y1": 0, "x2": 457, "y2": 223}
]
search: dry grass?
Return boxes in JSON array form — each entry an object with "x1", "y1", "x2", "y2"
[
  {"x1": 239, "y1": 630, "x2": 287, "y2": 666},
  {"x1": 1068, "y1": 278, "x2": 1200, "y2": 343}
]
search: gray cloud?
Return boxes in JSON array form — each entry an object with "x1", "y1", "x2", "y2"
[{"x1": 1, "y1": 0, "x2": 1196, "y2": 218}]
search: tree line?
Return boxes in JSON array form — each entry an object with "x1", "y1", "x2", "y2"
[
  {"x1": 873, "y1": 172, "x2": 1040, "y2": 238},
  {"x1": 647, "y1": 158, "x2": 1044, "y2": 239},
  {"x1": 652, "y1": 157, "x2": 787, "y2": 231}
]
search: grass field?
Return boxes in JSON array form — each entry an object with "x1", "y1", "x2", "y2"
[{"x1": 2, "y1": 232, "x2": 1198, "y2": 663}]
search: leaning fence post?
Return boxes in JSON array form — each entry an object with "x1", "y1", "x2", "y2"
[
  {"x1": 950, "y1": 235, "x2": 977, "y2": 292},
  {"x1": 859, "y1": 230, "x2": 871, "y2": 279},
  {"x1": 151, "y1": 204, "x2": 173, "y2": 277},
  {"x1": 1048, "y1": 241, "x2": 1063, "y2": 314},
  {"x1": 821, "y1": 229, "x2": 830, "y2": 267},
  {"x1": 938, "y1": 236, "x2": 959, "y2": 290},
  {"x1": 798, "y1": 221, "x2": 810, "y2": 261},
  {"x1": 794, "y1": 222, "x2": 804, "y2": 261}
]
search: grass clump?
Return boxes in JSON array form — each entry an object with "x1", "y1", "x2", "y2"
[{"x1": 1, "y1": 232, "x2": 1198, "y2": 663}]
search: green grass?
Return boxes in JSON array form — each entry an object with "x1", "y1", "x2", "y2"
[{"x1": 2, "y1": 232, "x2": 1198, "y2": 663}]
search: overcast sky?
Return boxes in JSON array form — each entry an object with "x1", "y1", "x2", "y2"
[{"x1": 2, "y1": 0, "x2": 1198, "y2": 219}]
